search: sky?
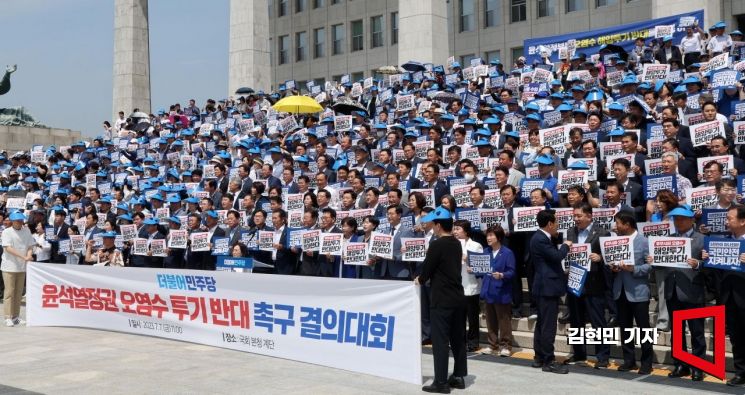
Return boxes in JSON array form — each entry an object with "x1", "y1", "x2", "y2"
[{"x1": 1, "y1": 0, "x2": 229, "y2": 137}]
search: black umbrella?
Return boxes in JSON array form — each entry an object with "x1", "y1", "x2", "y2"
[
  {"x1": 432, "y1": 91, "x2": 461, "y2": 104},
  {"x1": 401, "y1": 61, "x2": 426, "y2": 72},
  {"x1": 133, "y1": 122, "x2": 151, "y2": 132},
  {"x1": 332, "y1": 98, "x2": 368, "y2": 116},
  {"x1": 598, "y1": 44, "x2": 628, "y2": 62},
  {"x1": 235, "y1": 87, "x2": 255, "y2": 95}
]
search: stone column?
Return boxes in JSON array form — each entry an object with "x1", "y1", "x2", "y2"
[
  {"x1": 112, "y1": 0, "x2": 151, "y2": 119},
  {"x1": 398, "y1": 0, "x2": 450, "y2": 66},
  {"x1": 229, "y1": 0, "x2": 271, "y2": 96}
]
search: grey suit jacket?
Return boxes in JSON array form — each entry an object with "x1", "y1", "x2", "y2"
[
  {"x1": 612, "y1": 232, "x2": 651, "y2": 302},
  {"x1": 378, "y1": 226, "x2": 423, "y2": 279}
]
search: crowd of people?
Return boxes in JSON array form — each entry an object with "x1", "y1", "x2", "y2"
[{"x1": 2, "y1": 17, "x2": 745, "y2": 392}]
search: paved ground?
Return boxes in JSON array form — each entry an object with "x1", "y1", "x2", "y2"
[{"x1": 0, "y1": 307, "x2": 739, "y2": 394}]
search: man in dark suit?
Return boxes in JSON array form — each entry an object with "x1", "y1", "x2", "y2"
[
  {"x1": 214, "y1": 163, "x2": 230, "y2": 194},
  {"x1": 261, "y1": 163, "x2": 283, "y2": 190},
  {"x1": 49, "y1": 209, "x2": 70, "y2": 263},
  {"x1": 398, "y1": 159, "x2": 422, "y2": 192},
  {"x1": 564, "y1": 203, "x2": 611, "y2": 368},
  {"x1": 530, "y1": 209, "x2": 572, "y2": 374},
  {"x1": 653, "y1": 206, "x2": 706, "y2": 381},
  {"x1": 317, "y1": 208, "x2": 342, "y2": 277},
  {"x1": 654, "y1": 36, "x2": 683, "y2": 64},
  {"x1": 611, "y1": 158, "x2": 644, "y2": 221},
  {"x1": 422, "y1": 163, "x2": 448, "y2": 206},
  {"x1": 224, "y1": 210, "x2": 245, "y2": 247},
  {"x1": 280, "y1": 168, "x2": 301, "y2": 195},
  {"x1": 704, "y1": 205, "x2": 745, "y2": 386},
  {"x1": 143, "y1": 218, "x2": 166, "y2": 268},
  {"x1": 364, "y1": 187, "x2": 387, "y2": 218},
  {"x1": 379, "y1": 205, "x2": 423, "y2": 280},
  {"x1": 297, "y1": 209, "x2": 322, "y2": 276},
  {"x1": 203, "y1": 210, "x2": 227, "y2": 270},
  {"x1": 500, "y1": 185, "x2": 526, "y2": 318},
  {"x1": 271, "y1": 209, "x2": 299, "y2": 275}
]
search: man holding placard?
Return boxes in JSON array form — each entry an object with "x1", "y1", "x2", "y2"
[{"x1": 647, "y1": 205, "x2": 706, "y2": 381}]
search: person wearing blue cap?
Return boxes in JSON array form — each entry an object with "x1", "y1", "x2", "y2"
[
  {"x1": 129, "y1": 217, "x2": 165, "y2": 268},
  {"x1": 414, "y1": 206, "x2": 467, "y2": 393},
  {"x1": 645, "y1": 204, "x2": 706, "y2": 381},
  {"x1": 2, "y1": 211, "x2": 35, "y2": 327},
  {"x1": 707, "y1": 21, "x2": 730, "y2": 57},
  {"x1": 85, "y1": 231, "x2": 124, "y2": 267},
  {"x1": 681, "y1": 22, "x2": 705, "y2": 67},
  {"x1": 655, "y1": 35, "x2": 682, "y2": 65}
]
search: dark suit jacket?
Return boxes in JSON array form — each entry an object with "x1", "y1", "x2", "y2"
[
  {"x1": 283, "y1": 182, "x2": 300, "y2": 195},
  {"x1": 713, "y1": 234, "x2": 745, "y2": 307},
  {"x1": 663, "y1": 230, "x2": 706, "y2": 304},
  {"x1": 217, "y1": 176, "x2": 229, "y2": 195},
  {"x1": 654, "y1": 46, "x2": 682, "y2": 64},
  {"x1": 403, "y1": 176, "x2": 421, "y2": 192},
  {"x1": 424, "y1": 180, "x2": 448, "y2": 206},
  {"x1": 266, "y1": 176, "x2": 282, "y2": 190},
  {"x1": 530, "y1": 230, "x2": 569, "y2": 297},
  {"x1": 274, "y1": 226, "x2": 299, "y2": 275},
  {"x1": 567, "y1": 224, "x2": 610, "y2": 296},
  {"x1": 49, "y1": 223, "x2": 70, "y2": 263}
]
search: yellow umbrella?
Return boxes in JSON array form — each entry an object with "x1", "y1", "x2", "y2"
[{"x1": 271, "y1": 95, "x2": 323, "y2": 114}]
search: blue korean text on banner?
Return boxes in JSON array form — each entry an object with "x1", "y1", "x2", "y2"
[
  {"x1": 520, "y1": 178, "x2": 546, "y2": 200},
  {"x1": 703, "y1": 237, "x2": 745, "y2": 273},
  {"x1": 211, "y1": 237, "x2": 230, "y2": 256},
  {"x1": 455, "y1": 208, "x2": 480, "y2": 224},
  {"x1": 642, "y1": 174, "x2": 677, "y2": 200},
  {"x1": 286, "y1": 228, "x2": 304, "y2": 248},
  {"x1": 737, "y1": 175, "x2": 745, "y2": 194},
  {"x1": 467, "y1": 252, "x2": 492, "y2": 275},
  {"x1": 216, "y1": 256, "x2": 254, "y2": 270},
  {"x1": 702, "y1": 209, "x2": 730, "y2": 234},
  {"x1": 567, "y1": 262, "x2": 588, "y2": 297},
  {"x1": 523, "y1": 9, "x2": 704, "y2": 64}
]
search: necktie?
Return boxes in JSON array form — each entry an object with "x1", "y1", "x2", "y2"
[{"x1": 390, "y1": 226, "x2": 395, "y2": 236}]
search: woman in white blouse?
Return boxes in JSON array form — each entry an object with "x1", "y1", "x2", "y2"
[
  {"x1": 32, "y1": 222, "x2": 52, "y2": 263},
  {"x1": 453, "y1": 219, "x2": 484, "y2": 353}
]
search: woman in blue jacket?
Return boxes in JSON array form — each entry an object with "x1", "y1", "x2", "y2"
[{"x1": 476, "y1": 225, "x2": 516, "y2": 357}]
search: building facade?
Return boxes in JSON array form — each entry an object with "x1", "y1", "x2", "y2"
[{"x1": 267, "y1": 0, "x2": 739, "y2": 91}]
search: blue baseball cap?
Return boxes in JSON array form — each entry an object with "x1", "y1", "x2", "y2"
[
  {"x1": 536, "y1": 154, "x2": 554, "y2": 165},
  {"x1": 117, "y1": 214, "x2": 133, "y2": 222},
  {"x1": 143, "y1": 218, "x2": 159, "y2": 226},
  {"x1": 567, "y1": 160, "x2": 589, "y2": 170},
  {"x1": 607, "y1": 127, "x2": 626, "y2": 137},
  {"x1": 101, "y1": 231, "x2": 117, "y2": 238},
  {"x1": 668, "y1": 205, "x2": 695, "y2": 218},
  {"x1": 168, "y1": 216, "x2": 182, "y2": 225},
  {"x1": 9, "y1": 211, "x2": 26, "y2": 222},
  {"x1": 421, "y1": 206, "x2": 452, "y2": 223},
  {"x1": 205, "y1": 210, "x2": 219, "y2": 219},
  {"x1": 185, "y1": 197, "x2": 200, "y2": 204}
]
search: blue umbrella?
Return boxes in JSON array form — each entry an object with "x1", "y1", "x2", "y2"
[{"x1": 401, "y1": 61, "x2": 426, "y2": 72}]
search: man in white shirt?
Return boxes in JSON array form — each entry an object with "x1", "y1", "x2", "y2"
[
  {"x1": 707, "y1": 22, "x2": 732, "y2": 56},
  {"x1": 2, "y1": 212, "x2": 35, "y2": 327}
]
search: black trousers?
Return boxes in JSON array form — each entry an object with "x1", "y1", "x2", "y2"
[
  {"x1": 512, "y1": 261, "x2": 535, "y2": 311},
  {"x1": 667, "y1": 292, "x2": 705, "y2": 370},
  {"x1": 465, "y1": 295, "x2": 480, "y2": 349},
  {"x1": 430, "y1": 305, "x2": 467, "y2": 385},
  {"x1": 726, "y1": 301, "x2": 745, "y2": 376},
  {"x1": 534, "y1": 295, "x2": 559, "y2": 365},
  {"x1": 567, "y1": 293, "x2": 610, "y2": 362},
  {"x1": 603, "y1": 266, "x2": 617, "y2": 319},
  {"x1": 616, "y1": 292, "x2": 653, "y2": 368},
  {"x1": 421, "y1": 284, "x2": 432, "y2": 341}
]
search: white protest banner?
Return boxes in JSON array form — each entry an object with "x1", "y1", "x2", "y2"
[
  {"x1": 654, "y1": 24, "x2": 674, "y2": 38},
  {"x1": 6, "y1": 197, "x2": 25, "y2": 210},
  {"x1": 450, "y1": 184, "x2": 472, "y2": 207},
  {"x1": 343, "y1": 242, "x2": 368, "y2": 265},
  {"x1": 168, "y1": 230, "x2": 188, "y2": 249},
  {"x1": 284, "y1": 193, "x2": 305, "y2": 212},
  {"x1": 203, "y1": 164, "x2": 216, "y2": 179},
  {"x1": 686, "y1": 186, "x2": 718, "y2": 211},
  {"x1": 319, "y1": 232, "x2": 342, "y2": 256},
  {"x1": 279, "y1": 115, "x2": 298, "y2": 132},
  {"x1": 606, "y1": 71, "x2": 624, "y2": 87},
  {"x1": 592, "y1": 208, "x2": 616, "y2": 232},
  {"x1": 70, "y1": 234, "x2": 85, "y2": 253},
  {"x1": 132, "y1": 238, "x2": 148, "y2": 256},
  {"x1": 555, "y1": 207, "x2": 576, "y2": 234},
  {"x1": 483, "y1": 190, "x2": 503, "y2": 209},
  {"x1": 190, "y1": 232, "x2": 210, "y2": 252},
  {"x1": 557, "y1": 170, "x2": 588, "y2": 194},
  {"x1": 401, "y1": 238, "x2": 426, "y2": 262},
  {"x1": 637, "y1": 221, "x2": 675, "y2": 238},
  {"x1": 334, "y1": 115, "x2": 353, "y2": 132},
  {"x1": 512, "y1": 207, "x2": 541, "y2": 232},
  {"x1": 538, "y1": 126, "x2": 568, "y2": 157},
  {"x1": 562, "y1": 243, "x2": 592, "y2": 271},
  {"x1": 641, "y1": 63, "x2": 670, "y2": 83},
  {"x1": 396, "y1": 95, "x2": 415, "y2": 111},
  {"x1": 697, "y1": 155, "x2": 734, "y2": 182},
  {"x1": 258, "y1": 230, "x2": 275, "y2": 251},
  {"x1": 27, "y1": 263, "x2": 421, "y2": 384},
  {"x1": 735, "y1": 121, "x2": 745, "y2": 144},
  {"x1": 709, "y1": 52, "x2": 731, "y2": 71},
  {"x1": 151, "y1": 239, "x2": 167, "y2": 257},
  {"x1": 301, "y1": 229, "x2": 321, "y2": 252},
  {"x1": 691, "y1": 121, "x2": 725, "y2": 147},
  {"x1": 478, "y1": 208, "x2": 508, "y2": 231},
  {"x1": 532, "y1": 68, "x2": 552, "y2": 83},
  {"x1": 599, "y1": 142, "x2": 624, "y2": 161},
  {"x1": 644, "y1": 158, "x2": 665, "y2": 176},
  {"x1": 369, "y1": 232, "x2": 394, "y2": 260},
  {"x1": 119, "y1": 224, "x2": 137, "y2": 242},
  {"x1": 600, "y1": 235, "x2": 635, "y2": 266},
  {"x1": 238, "y1": 119, "x2": 255, "y2": 134},
  {"x1": 649, "y1": 236, "x2": 692, "y2": 269}
]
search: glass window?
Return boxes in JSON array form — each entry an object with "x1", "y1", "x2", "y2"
[
  {"x1": 391, "y1": 12, "x2": 399, "y2": 45},
  {"x1": 351, "y1": 72, "x2": 364, "y2": 82},
  {"x1": 332, "y1": 24, "x2": 345, "y2": 55},
  {"x1": 314, "y1": 27, "x2": 325, "y2": 58},
  {"x1": 351, "y1": 20, "x2": 364, "y2": 52},
  {"x1": 331, "y1": 0, "x2": 340, "y2": 4},
  {"x1": 371, "y1": 15, "x2": 384, "y2": 48},
  {"x1": 278, "y1": 0, "x2": 288, "y2": 17},
  {"x1": 296, "y1": 31, "x2": 307, "y2": 62},
  {"x1": 596, "y1": 0, "x2": 617, "y2": 6},
  {"x1": 538, "y1": 0, "x2": 556, "y2": 17},
  {"x1": 459, "y1": 0, "x2": 475, "y2": 32},
  {"x1": 460, "y1": 54, "x2": 477, "y2": 66},
  {"x1": 296, "y1": 0, "x2": 306, "y2": 13},
  {"x1": 485, "y1": 50, "x2": 501, "y2": 64},
  {"x1": 313, "y1": 78, "x2": 326, "y2": 87},
  {"x1": 332, "y1": 74, "x2": 343, "y2": 83},
  {"x1": 313, "y1": 0, "x2": 324, "y2": 8},
  {"x1": 279, "y1": 35, "x2": 289, "y2": 65},
  {"x1": 510, "y1": 0, "x2": 526, "y2": 22},
  {"x1": 511, "y1": 47, "x2": 523, "y2": 66},
  {"x1": 566, "y1": 0, "x2": 586, "y2": 12},
  {"x1": 485, "y1": 0, "x2": 501, "y2": 27}
]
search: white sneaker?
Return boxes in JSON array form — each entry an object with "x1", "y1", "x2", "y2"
[
  {"x1": 499, "y1": 348, "x2": 512, "y2": 357},
  {"x1": 479, "y1": 347, "x2": 493, "y2": 355},
  {"x1": 12, "y1": 318, "x2": 25, "y2": 326},
  {"x1": 4, "y1": 319, "x2": 14, "y2": 327}
]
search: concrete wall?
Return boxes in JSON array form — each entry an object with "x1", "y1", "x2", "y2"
[
  {"x1": 112, "y1": 0, "x2": 151, "y2": 119},
  {"x1": 0, "y1": 126, "x2": 81, "y2": 153},
  {"x1": 229, "y1": 0, "x2": 272, "y2": 95}
]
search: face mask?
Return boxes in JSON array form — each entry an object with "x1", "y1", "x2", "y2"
[{"x1": 464, "y1": 173, "x2": 475, "y2": 182}]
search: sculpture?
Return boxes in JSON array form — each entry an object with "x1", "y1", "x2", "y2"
[{"x1": 0, "y1": 65, "x2": 16, "y2": 95}]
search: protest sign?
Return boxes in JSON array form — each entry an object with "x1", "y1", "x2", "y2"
[
  {"x1": 702, "y1": 209, "x2": 729, "y2": 234},
  {"x1": 709, "y1": 52, "x2": 731, "y2": 71},
  {"x1": 538, "y1": 126, "x2": 568, "y2": 156},
  {"x1": 120, "y1": 224, "x2": 137, "y2": 241},
  {"x1": 599, "y1": 235, "x2": 635, "y2": 266},
  {"x1": 151, "y1": 239, "x2": 167, "y2": 257},
  {"x1": 467, "y1": 252, "x2": 492, "y2": 275},
  {"x1": 168, "y1": 229, "x2": 188, "y2": 249},
  {"x1": 519, "y1": 179, "x2": 546, "y2": 200},
  {"x1": 319, "y1": 232, "x2": 343, "y2": 256},
  {"x1": 568, "y1": 157, "x2": 597, "y2": 181},
  {"x1": 697, "y1": 155, "x2": 733, "y2": 181},
  {"x1": 401, "y1": 238, "x2": 426, "y2": 262},
  {"x1": 68, "y1": 234, "x2": 84, "y2": 253},
  {"x1": 562, "y1": 243, "x2": 591, "y2": 271},
  {"x1": 396, "y1": 95, "x2": 415, "y2": 111},
  {"x1": 703, "y1": 237, "x2": 745, "y2": 272},
  {"x1": 641, "y1": 63, "x2": 670, "y2": 83},
  {"x1": 285, "y1": 193, "x2": 305, "y2": 212},
  {"x1": 637, "y1": 221, "x2": 675, "y2": 238},
  {"x1": 450, "y1": 184, "x2": 472, "y2": 207},
  {"x1": 258, "y1": 230, "x2": 275, "y2": 251},
  {"x1": 644, "y1": 157, "x2": 665, "y2": 176},
  {"x1": 557, "y1": 170, "x2": 588, "y2": 194},
  {"x1": 567, "y1": 262, "x2": 588, "y2": 297},
  {"x1": 710, "y1": 69, "x2": 739, "y2": 89},
  {"x1": 654, "y1": 24, "x2": 674, "y2": 38},
  {"x1": 334, "y1": 115, "x2": 352, "y2": 132},
  {"x1": 369, "y1": 232, "x2": 394, "y2": 260},
  {"x1": 599, "y1": 142, "x2": 624, "y2": 161},
  {"x1": 686, "y1": 186, "x2": 719, "y2": 211},
  {"x1": 592, "y1": 208, "x2": 616, "y2": 232},
  {"x1": 734, "y1": 121, "x2": 745, "y2": 144},
  {"x1": 132, "y1": 238, "x2": 148, "y2": 256},
  {"x1": 279, "y1": 115, "x2": 298, "y2": 132},
  {"x1": 343, "y1": 242, "x2": 369, "y2": 265},
  {"x1": 643, "y1": 174, "x2": 677, "y2": 200},
  {"x1": 301, "y1": 229, "x2": 321, "y2": 252},
  {"x1": 691, "y1": 120, "x2": 726, "y2": 147},
  {"x1": 455, "y1": 208, "x2": 480, "y2": 225},
  {"x1": 478, "y1": 208, "x2": 508, "y2": 231},
  {"x1": 190, "y1": 232, "x2": 210, "y2": 252},
  {"x1": 512, "y1": 207, "x2": 541, "y2": 232},
  {"x1": 210, "y1": 237, "x2": 230, "y2": 256},
  {"x1": 554, "y1": 207, "x2": 576, "y2": 234},
  {"x1": 648, "y1": 236, "x2": 691, "y2": 269}
]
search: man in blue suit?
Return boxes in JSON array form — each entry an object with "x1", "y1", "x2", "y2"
[
  {"x1": 422, "y1": 163, "x2": 448, "y2": 206},
  {"x1": 530, "y1": 209, "x2": 572, "y2": 374},
  {"x1": 610, "y1": 211, "x2": 652, "y2": 375},
  {"x1": 271, "y1": 209, "x2": 299, "y2": 275},
  {"x1": 378, "y1": 205, "x2": 423, "y2": 280}
]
